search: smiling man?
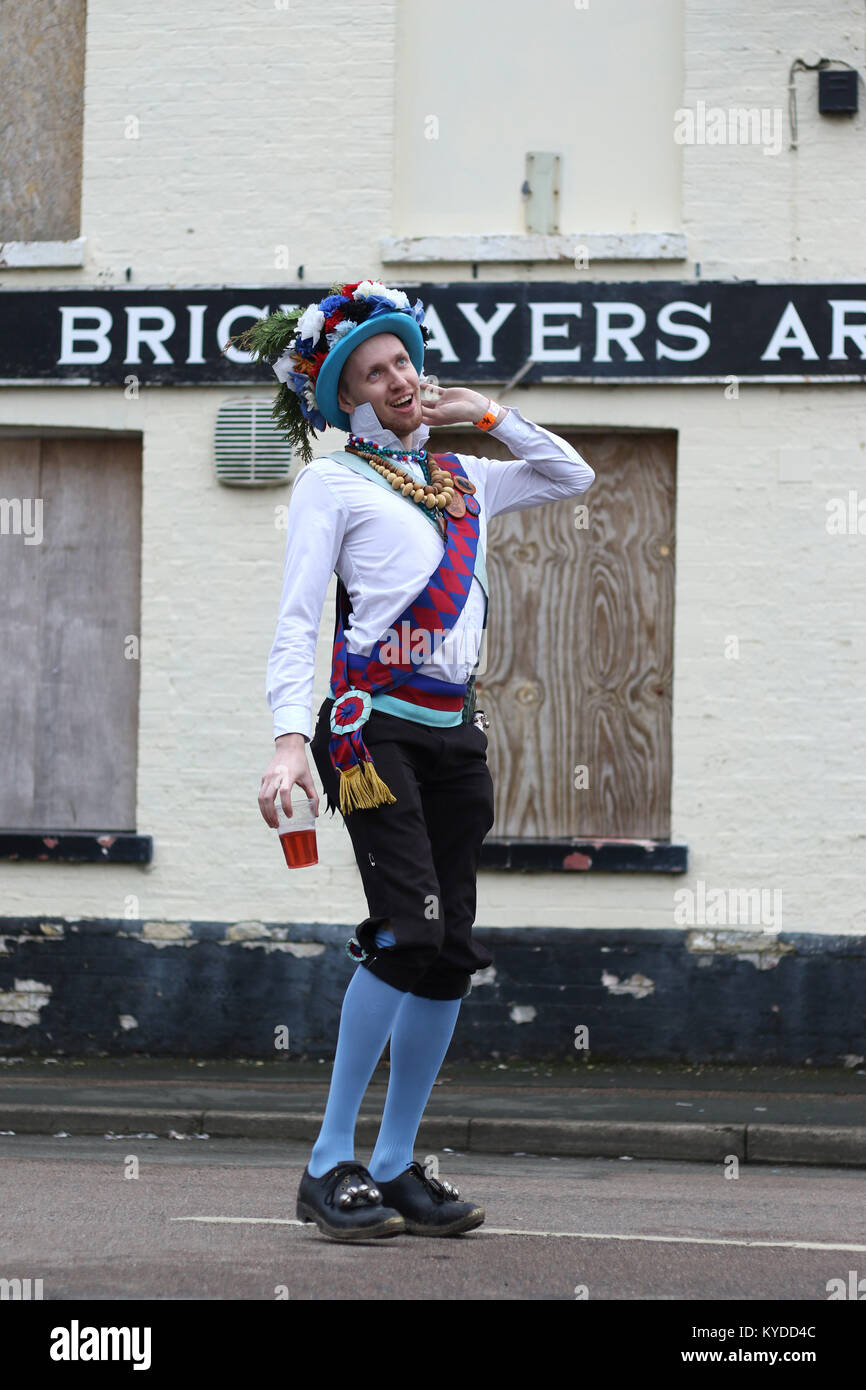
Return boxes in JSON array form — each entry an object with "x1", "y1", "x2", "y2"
[
  {"x1": 230, "y1": 280, "x2": 596, "y2": 1243},
  {"x1": 334, "y1": 331, "x2": 500, "y2": 444}
]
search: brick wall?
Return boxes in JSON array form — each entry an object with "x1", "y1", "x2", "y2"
[{"x1": 1, "y1": 0, "x2": 864, "y2": 948}]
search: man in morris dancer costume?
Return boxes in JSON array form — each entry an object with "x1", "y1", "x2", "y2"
[{"x1": 230, "y1": 280, "x2": 595, "y2": 1241}]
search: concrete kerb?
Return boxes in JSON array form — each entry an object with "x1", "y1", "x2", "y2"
[
  {"x1": 467, "y1": 1118, "x2": 745, "y2": 1161},
  {"x1": 746, "y1": 1124, "x2": 866, "y2": 1167},
  {"x1": 0, "y1": 1106, "x2": 203, "y2": 1135},
  {"x1": 3, "y1": 1105, "x2": 866, "y2": 1167}
]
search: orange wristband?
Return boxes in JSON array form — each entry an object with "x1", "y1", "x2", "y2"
[{"x1": 473, "y1": 399, "x2": 500, "y2": 431}]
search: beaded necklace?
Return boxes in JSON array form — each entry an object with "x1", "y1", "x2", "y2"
[
  {"x1": 346, "y1": 434, "x2": 429, "y2": 469},
  {"x1": 345, "y1": 433, "x2": 456, "y2": 534}
]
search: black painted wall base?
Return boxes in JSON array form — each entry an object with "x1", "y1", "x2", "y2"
[
  {"x1": 0, "y1": 834, "x2": 152, "y2": 863},
  {"x1": 0, "y1": 835, "x2": 683, "y2": 871},
  {"x1": 480, "y1": 839, "x2": 688, "y2": 872},
  {"x1": 0, "y1": 917, "x2": 863, "y2": 1065}
]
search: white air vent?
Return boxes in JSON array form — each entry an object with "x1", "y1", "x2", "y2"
[{"x1": 214, "y1": 398, "x2": 294, "y2": 486}]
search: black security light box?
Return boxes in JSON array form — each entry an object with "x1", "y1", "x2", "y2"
[{"x1": 818, "y1": 69, "x2": 858, "y2": 113}]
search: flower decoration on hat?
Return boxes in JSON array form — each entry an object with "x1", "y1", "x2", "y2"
[{"x1": 222, "y1": 280, "x2": 430, "y2": 464}]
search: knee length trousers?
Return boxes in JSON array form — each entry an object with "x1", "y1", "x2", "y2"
[{"x1": 310, "y1": 696, "x2": 496, "y2": 1001}]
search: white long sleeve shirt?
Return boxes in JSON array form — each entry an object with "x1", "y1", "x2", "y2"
[{"x1": 266, "y1": 400, "x2": 596, "y2": 741}]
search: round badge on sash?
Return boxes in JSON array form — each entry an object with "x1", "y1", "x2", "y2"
[{"x1": 330, "y1": 687, "x2": 372, "y2": 735}]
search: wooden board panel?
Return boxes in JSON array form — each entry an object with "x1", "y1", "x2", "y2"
[
  {"x1": 0, "y1": 436, "x2": 142, "y2": 829},
  {"x1": 0, "y1": 437, "x2": 43, "y2": 825},
  {"x1": 0, "y1": 0, "x2": 86, "y2": 241},
  {"x1": 431, "y1": 425, "x2": 676, "y2": 837}
]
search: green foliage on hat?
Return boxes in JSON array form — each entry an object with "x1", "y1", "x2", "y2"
[{"x1": 222, "y1": 303, "x2": 318, "y2": 462}]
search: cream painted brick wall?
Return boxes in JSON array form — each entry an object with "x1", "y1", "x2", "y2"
[
  {"x1": 684, "y1": 0, "x2": 866, "y2": 275},
  {"x1": 78, "y1": 0, "x2": 397, "y2": 287},
  {"x1": 1, "y1": 1, "x2": 865, "y2": 937}
]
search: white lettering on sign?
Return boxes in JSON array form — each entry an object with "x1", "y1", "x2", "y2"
[
  {"x1": 761, "y1": 302, "x2": 819, "y2": 361},
  {"x1": 656, "y1": 301, "x2": 712, "y2": 361},
  {"x1": 593, "y1": 301, "x2": 646, "y2": 362},
  {"x1": 529, "y1": 302, "x2": 583, "y2": 361},
  {"x1": 124, "y1": 306, "x2": 176, "y2": 364},
  {"x1": 58, "y1": 307, "x2": 113, "y2": 364},
  {"x1": 419, "y1": 302, "x2": 459, "y2": 362},
  {"x1": 218, "y1": 304, "x2": 271, "y2": 364},
  {"x1": 58, "y1": 303, "x2": 304, "y2": 367},
  {"x1": 49, "y1": 293, "x2": 866, "y2": 374},
  {"x1": 828, "y1": 300, "x2": 866, "y2": 360},
  {"x1": 187, "y1": 304, "x2": 207, "y2": 365},
  {"x1": 456, "y1": 302, "x2": 515, "y2": 362}
]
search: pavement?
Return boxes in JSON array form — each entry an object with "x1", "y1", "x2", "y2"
[{"x1": 2, "y1": 1054, "x2": 865, "y2": 1168}]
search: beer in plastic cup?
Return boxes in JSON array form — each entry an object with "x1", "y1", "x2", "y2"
[{"x1": 274, "y1": 792, "x2": 318, "y2": 869}]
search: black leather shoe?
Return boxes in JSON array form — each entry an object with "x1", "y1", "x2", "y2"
[
  {"x1": 296, "y1": 1161, "x2": 406, "y2": 1241},
  {"x1": 374, "y1": 1162, "x2": 485, "y2": 1236}
]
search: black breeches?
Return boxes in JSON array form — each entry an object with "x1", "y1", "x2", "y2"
[{"x1": 310, "y1": 697, "x2": 496, "y2": 1001}]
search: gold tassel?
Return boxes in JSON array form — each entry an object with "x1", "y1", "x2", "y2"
[{"x1": 338, "y1": 759, "x2": 398, "y2": 815}]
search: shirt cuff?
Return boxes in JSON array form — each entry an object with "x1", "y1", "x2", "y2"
[
  {"x1": 488, "y1": 404, "x2": 527, "y2": 440},
  {"x1": 272, "y1": 705, "x2": 312, "y2": 742}
]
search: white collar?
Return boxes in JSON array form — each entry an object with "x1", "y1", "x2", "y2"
[{"x1": 347, "y1": 400, "x2": 431, "y2": 454}]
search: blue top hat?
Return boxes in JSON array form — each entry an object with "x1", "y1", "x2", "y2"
[{"x1": 315, "y1": 312, "x2": 425, "y2": 431}]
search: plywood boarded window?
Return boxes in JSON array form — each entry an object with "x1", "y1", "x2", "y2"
[
  {"x1": 431, "y1": 426, "x2": 676, "y2": 839},
  {"x1": 0, "y1": 435, "x2": 142, "y2": 831},
  {"x1": 0, "y1": 0, "x2": 86, "y2": 241}
]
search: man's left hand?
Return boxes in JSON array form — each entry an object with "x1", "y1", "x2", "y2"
[{"x1": 419, "y1": 382, "x2": 504, "y2": 429}]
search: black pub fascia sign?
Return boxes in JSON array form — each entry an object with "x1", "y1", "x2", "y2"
[{"x1": 1, "y1": 282, "x2": 865, "y2": 385}]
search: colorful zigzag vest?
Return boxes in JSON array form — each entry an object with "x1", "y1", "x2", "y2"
[{"x1": 325, "y1": 450, "x2": 485, "y2": 814}]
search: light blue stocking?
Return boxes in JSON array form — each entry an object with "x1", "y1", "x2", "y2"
[
  {"x1": 307, "y1": 955, "x2": 406, "y2": 1178},
  {"x1": 367, "y1": 957, "x2": 462, "y2": 1184}
]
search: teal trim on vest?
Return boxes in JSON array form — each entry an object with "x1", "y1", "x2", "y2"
[
  {"x1": 474, "y1": 534, "x2": 488, "y2": 599},
  {"x1": 369, "y1": 692, "x2": 463, "y2": 726}
]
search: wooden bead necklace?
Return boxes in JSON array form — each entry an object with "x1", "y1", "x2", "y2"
[{"x1": 345, "y1": 435, "x2": 455, "y2": 513}]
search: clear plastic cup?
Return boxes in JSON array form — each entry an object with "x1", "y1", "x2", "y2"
[{"x1": 274, "y1": 792, "x2": 318, "y2": 869}]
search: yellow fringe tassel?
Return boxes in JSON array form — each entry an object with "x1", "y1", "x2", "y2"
[{"x1": 338, "y1": 758, "x2": 398, "y2": 815}]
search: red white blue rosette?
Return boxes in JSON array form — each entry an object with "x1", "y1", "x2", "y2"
[{"x1": 329, "y1": 687, "x2": 372, "y2": 736}]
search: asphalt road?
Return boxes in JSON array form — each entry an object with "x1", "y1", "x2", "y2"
[{"x1": 3, "y1": 1133, "x2": 865, "y2": 1307}]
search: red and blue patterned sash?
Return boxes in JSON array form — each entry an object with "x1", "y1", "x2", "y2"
[{"x1": 328, "y1": 451, "x2": 481, "y2": 813}]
